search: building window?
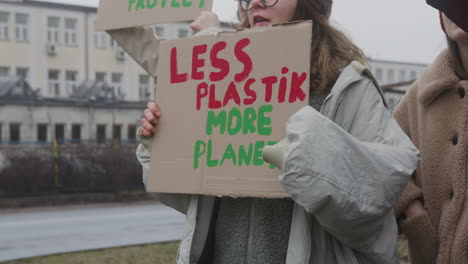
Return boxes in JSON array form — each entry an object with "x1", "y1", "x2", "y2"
[
  {"x1": 94, "y1": 32, "x2": 107, "y2": 49},
  {"x1": 64, "y1": 18, "x2": 77, "y2": 46},
  {"x1": 154, "y1": 25, "x2": 165, "y2": 38},
  {"x1": 0, "y1": 67, "x2": 9, "y2": 77},
  {"x1": 177, "y1": 28, "x2": 190, "y2": 38},
  {"x1": 47, "y1": 17, "x2": 60, "y2": 44},
  {"x1": 410, "y1": 70, "x2": 417, "y2": 81},
  {"x1": 113, "y1": 124, "x2": 121, "y2": 141},
  {"x1": 97, "y1": 124, "x2": 106, "y2": 143},
  {"x1": 0, "y1": 12, "x2": 9, "y2": 41},
  {"x1": 48, "y1": 70, "x2": 60, "y2": 97},
  {"x1": 55, "y1": 124, "x2": 65, "y2": 143},
  {"x1": 111, "y1": 73, "x2": 123, "y2": 97},
  {"x1": 128, "y1": 125, "x2": 136, "y2": 141},
  {"x1": 375, "y1": 68, "x2": 382, "y2": 82},
  {"x1": 139, "y1": 75, "x2": 150, "y2": 100},
  {"x1": 387, "y1": 69, "x2": 394, "y2": 83},
  {"x1": 10, "y1": 123, "x2": 20, "y2": 142},
  {"x1": 37, "y1": 124, "x2": 48, "y2": 142},
  {"x1": 71, "y1": 124, "x2": 81, "y2": 143},
  {"x1": 66, "y1": 71, "x2": 77, "y2": 95},
  {"x1": 399, "y1": 70, "x2": 406, "y2": 82},
  {"x1": 96, "y1": 72, "x2": 106, "y2": 82},
  {"x1": 16, "y1": 67, "x2": 29, "y2": 82},
  {"x1": 15, "y1": 13, "x2": 28, "y2": 42}
]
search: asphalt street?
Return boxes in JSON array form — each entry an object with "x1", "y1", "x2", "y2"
[{"x1": 0, "y1": 201, "x2": 185, "y2": 262}]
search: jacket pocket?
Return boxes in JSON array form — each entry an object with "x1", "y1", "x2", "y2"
[{"x1": 401, "y1": 211, "x2": 438, "y2": 264}]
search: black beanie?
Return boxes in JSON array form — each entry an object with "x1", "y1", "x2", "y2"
[{"x1": 426, "y1": 0, "x2": 468, "y2": 32}]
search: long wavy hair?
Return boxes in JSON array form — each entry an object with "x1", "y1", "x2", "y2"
[{"x1": 237, "y1": 0, "x2": 367, "y2": 94}]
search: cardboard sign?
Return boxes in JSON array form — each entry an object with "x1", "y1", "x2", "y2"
[
  {"x1": 148, "y1": 21, "x2": 312, "y2": 198},
  {"x1": 95, "y1": 0, "x2": 213, "y2": 31}
]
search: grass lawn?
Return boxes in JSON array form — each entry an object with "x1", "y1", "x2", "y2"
[
  {"x1": 2, "y1": 242, "x2": 178, "y2": 264},
  {"x1": 2, "y1": 238, "x2": 410, "y2": 264}
]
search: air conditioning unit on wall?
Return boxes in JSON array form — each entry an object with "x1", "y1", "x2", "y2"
[
  {"x1": 116, "y1": 47, "x2": 126, "y2": 61},
  {"x1": 46, "y1": 43, "x2": 58, "y2": 56}
]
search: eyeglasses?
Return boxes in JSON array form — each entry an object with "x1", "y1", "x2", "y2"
[{"x1": 238, "y1": 0, "x2": 280, "y2": 11}]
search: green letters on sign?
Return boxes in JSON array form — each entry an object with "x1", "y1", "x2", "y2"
[{"x1": 128, "y1": 0, "x2": 204, "y2": 11}]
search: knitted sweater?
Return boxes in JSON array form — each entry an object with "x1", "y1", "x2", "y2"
[{"x1": 204, "y1": 93, "x2": 329, "y2": 264}]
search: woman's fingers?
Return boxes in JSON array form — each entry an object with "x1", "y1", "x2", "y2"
[
  {"x1": 144, "y1": 109, "x2": 158, "y2": 125},
  {"x1": 141, "y1": 118, "x2": 156, "y2": 135},
  {"x1": 190, "y1": 11, "x2": 220, "y2": 32},
  {"x1": 140, "y1": 102, "x2": 161, "y2": 138},
  {"x1": 140, "y1": 127, "x2": 152, "y2": 137},
  {"x1": 147, "y1": 102, "x2": 161, "y2": 118}
]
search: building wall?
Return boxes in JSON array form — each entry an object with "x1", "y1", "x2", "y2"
[
  {"x1": 0, "y1": 2, "x2": 159, "y2": 101},
  {"x1": 368, "y1": 59, "x2": 427, "y2": 86},
  {"x1": 0, "y1": 103, "x2": 143, "y2": 143}
]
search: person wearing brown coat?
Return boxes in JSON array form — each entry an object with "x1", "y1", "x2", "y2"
[{"x1": 394, "y1": 11, "x2": 468, "y2": 264}]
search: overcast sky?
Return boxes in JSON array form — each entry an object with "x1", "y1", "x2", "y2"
[{"x1": 46, "y1": 0, "x2": 445, "y2": 64}]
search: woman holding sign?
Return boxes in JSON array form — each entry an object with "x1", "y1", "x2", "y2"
[{"x1": 133, "y1": 0, "x2": 419, "y2": 263}]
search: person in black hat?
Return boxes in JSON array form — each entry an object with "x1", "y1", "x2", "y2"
[
  {"x1": 426, "y1": 0, "x2": 468, "y2": 32},
  {"x1": 395, "y1": 2, "x2": 468, "y2": 264}
]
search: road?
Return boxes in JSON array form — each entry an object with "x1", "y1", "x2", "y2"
[{"x1": 0, "y1": 201, "x2": 185, "y2": 262}]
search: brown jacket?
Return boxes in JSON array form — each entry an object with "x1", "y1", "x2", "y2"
[{"x1": 394, "y1": 49, "x2": 468, "y2": 264}]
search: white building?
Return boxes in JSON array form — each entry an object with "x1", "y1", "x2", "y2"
[
  {"x1": 0, "y1": 0, "x2": 232, "y2": 102},
  {"x1": 368, "y1": 58, "x2": 427, "y2": 86},
  {"x1": 0, "y1": 77, "x2": 144, "y2": 143}
]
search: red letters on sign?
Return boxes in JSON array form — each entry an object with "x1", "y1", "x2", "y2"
[
  {"x1": 196, "y1": 82, "x2": 209, "y2": 110},
  {"x1": 170, "y1": 47, "x2": 188, "y2": 84},
  {"x1": 168, "y1": 38, "x2": 308, "y2": 111},
  {"x1": 169, "y1": 39, "x2": 253, "y2": 84},
  {"x1": 261, "y1": 76, "x2": 278, "y2": 103},
  {"x1": 289, "y1": 72, "x2": 307, "y2": 103},
  {"x1": 223, "y1": 81, "x2": 241, "y2": 106},
  {"x1": 243, "y1": 78, "x2": 257, "y2": 105},
  {"x1": 234, "y1": 38, "x2": 253, "y2": 83},
  {"x1": 192, "y1": 44, "x2": 208, "y2": 80},
  {"x1": 209, "y1": 41, "x2": 230, "y2": 82},
  {"x1": 208, "y1": 84, "x2": 223, "y2": 109}
]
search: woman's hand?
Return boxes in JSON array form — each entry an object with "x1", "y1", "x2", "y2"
[
  {"x1": 404, "y1": 199, "x2": 425, "y2": 219},
  {"x1": 140, "y1": 102, "x2": 161, "y2": 137},
  {"x1": 190, "y1": 11, "x2": 220, "y2": 32}
]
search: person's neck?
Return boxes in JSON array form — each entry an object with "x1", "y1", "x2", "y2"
[{"x1": 459, "y1": 42, "x2": 468, "y2": 78}]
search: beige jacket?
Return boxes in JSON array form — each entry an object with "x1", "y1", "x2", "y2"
[{"x1": 394, "y1": 49, "x2": 468, "y2": 264}]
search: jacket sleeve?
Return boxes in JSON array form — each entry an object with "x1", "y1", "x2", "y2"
[
  {"x1": 280, "y1": 79, "x2": 419, "y2": 260},
  {"x1": 107, "y1": 26, "x2": 162, "y2": 77},
  {"x1": 136, "y1": 130, "x2": 192, "y2": 215},
  {"x1": 392, "y1": 89, "x2": 424, "y2": 219}
]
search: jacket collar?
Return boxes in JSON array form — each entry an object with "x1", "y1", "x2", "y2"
[{"x1": 417, "y1": 49, "x2": 462, "y2": 105}]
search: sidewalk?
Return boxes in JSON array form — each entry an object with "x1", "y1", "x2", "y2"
[
  {"x1": 0, "y1": 190, "x2": 152, "y2": 209},
  {"x1": 0, "y1": 201, "x2": 184, "y2": 262}
]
